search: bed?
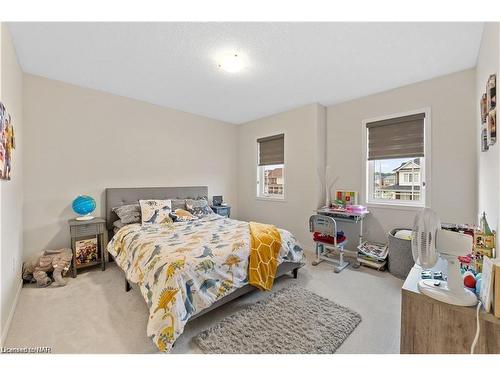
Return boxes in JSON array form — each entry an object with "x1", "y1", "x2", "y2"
[{"x1": 105, "y1": 186, "x2": 305, "y2": 352}]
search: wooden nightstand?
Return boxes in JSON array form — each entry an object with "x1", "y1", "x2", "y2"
[
  {"x1": 210, "y1": 205, "x2": 231, "y2": 218},
  {"x1": 68, "y1": 217, "x2": 107, "y2": 277}
]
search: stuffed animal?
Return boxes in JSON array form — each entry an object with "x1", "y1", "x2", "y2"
[{"x1": 22, "y1": 248, "x2": 73, "y2": 287}]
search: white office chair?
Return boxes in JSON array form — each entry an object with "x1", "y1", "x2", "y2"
[{"x1": 310, "y1": 214, "x2": 349, "y2": 273}]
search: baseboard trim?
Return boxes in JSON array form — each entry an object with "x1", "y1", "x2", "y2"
[{"x1": 1, "y1": 280, "x2": 23, "y2": 346}]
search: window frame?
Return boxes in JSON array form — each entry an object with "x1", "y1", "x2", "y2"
[
  {"x1": 256, "y1": 133, "x2": 286, "y2": 201},
  {"x1": 362, "y1": 108, "x2": 432, "y2": 210}
]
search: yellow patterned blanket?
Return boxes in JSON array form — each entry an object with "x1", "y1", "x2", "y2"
[
  {"x1": 248, "y1": 222, "x2": 282, "y2": 291},
  {"x1": 107, "y1": 215, "x2": 304, "y2": 352}
]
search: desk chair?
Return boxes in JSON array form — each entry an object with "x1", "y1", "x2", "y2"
[{"x1": 309, "y1": 214, "x2": 349, "y2": 273}]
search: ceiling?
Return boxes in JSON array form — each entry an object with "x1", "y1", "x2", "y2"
[{"x1": 8, "y1": 22, "x2": 484, "y2": 124}]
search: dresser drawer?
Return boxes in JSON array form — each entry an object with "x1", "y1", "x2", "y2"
[{"x1": 70, "y1": 223, "x2": 102, "y2": 237}]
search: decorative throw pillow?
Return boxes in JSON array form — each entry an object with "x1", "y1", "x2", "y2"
[
  {"x1": 112, "y1": 203, "x2": 141, "y2": 224},
  {"x1": 174, "y1": 209, "x2": 198, "y2": 222},
  {"x1": 171, "y1": 199, "x2": 187, "y2": 211},
  {"x1": 113, "y1": 219, "x2": 126, "y2": 230},
  {"x1": 185, "y1": 198, "x2": 214, "y2": 217},
  {"x1": 139, "y1": 199, "x2": 173, "y2": 225}
]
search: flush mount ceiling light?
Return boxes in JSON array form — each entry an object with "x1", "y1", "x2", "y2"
[{"x1": 217, "y1": 52, "x2": 246, "y2": 73}]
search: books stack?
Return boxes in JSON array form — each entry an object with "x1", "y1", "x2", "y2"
[{"x1": 357, "y1": 241, "x2": 388, "y2": 270}]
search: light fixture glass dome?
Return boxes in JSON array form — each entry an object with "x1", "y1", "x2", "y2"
[{"x1": 217, "y1": 52, "x2": 246, "y2": 73}]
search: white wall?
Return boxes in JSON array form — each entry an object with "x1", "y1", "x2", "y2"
[
  {"x1": 0, "y1": 23, "x2": 24, "y2": 343},
  {"x1": 327, "y1": 69, "x2": 477, "y2": 247},
  {"x1": 237, "y1": 103, "x2": 326, "y2": 251},
  {"x1": 23, "y1": 74, "x2": 238, "y2": 258},
  {"x1": 476, "y1": 23, "x2": 499, "y2": 247}
]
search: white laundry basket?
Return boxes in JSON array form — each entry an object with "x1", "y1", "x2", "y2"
[{"x1": 388, "y1": 228, "x2": 414, "y2": 279}]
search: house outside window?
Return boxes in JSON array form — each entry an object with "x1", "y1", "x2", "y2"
[
  {"x1": 364, "y1": 110, "x2": 430, "y2": 207},
  {"x1": 372, "y1": 158, "x2": 422, "y2": 202},
  {"x1": 256, "y1": 134, "x2": 285, "y2": 199}
]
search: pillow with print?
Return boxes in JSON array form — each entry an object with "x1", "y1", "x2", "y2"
[
  {"x1": 139, "y1": 199, "x2": 173, "y2": 225},
  {"x1": 112, "y1": 203, "x2": 141, "y2": 224},
  {"x1": 174, "y1": 209, "x2": 198, "y2": 222},
  {"x1": 171, "y1": 199, "x2": 187, "y2": 211},
  {"x1": 185, "y1": 198, "x2": 214, "y2": 217}
]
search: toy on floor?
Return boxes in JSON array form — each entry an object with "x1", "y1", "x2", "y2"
[
  {"x1": 309, "y1": 214, "x2": 350, "y2": 273},
  {"x1": 22, "y1": 248, "x2": 73, "y2": 287}
]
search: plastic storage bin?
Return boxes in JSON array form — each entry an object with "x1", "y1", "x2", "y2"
[{"x1": 388, "y1": 228, "x2": 414, "y2": 279}]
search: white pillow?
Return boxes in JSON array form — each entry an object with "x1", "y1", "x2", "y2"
[{"x1": 139, "y1": 199, "x2": 172, "y2": 225}]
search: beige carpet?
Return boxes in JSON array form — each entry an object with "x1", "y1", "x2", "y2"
[{"x1": 5, "y1": 250, "x2": 403, "y2": 354}]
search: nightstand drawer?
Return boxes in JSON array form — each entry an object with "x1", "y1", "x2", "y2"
[
  {"x1": 216, "y1": 207, "x2": 230, "y2": 217},
  {"x1": 70, "y1": 223, "x2": 100, "y2": 237},
  {"x1": 210, "y1": 206, "x2": 231, "y2": 218}
]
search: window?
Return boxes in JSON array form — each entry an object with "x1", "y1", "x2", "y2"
[
  {"x1": 256, "y1": 134, "x2": 285, "y2": 199},
  {"x1": 365, "y1": 112, "x2": 428, "y2": 207}
]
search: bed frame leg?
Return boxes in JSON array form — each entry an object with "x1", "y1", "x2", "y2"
[
  {"x1": 125, "y1": 278, "x2": 131, "y2": 292},
  {"x1": 292, "y1": 268, "x2": 298, "y2": 279}
]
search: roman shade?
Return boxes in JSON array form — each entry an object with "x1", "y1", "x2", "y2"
[
  {"x1": 257, "y1": 134, "x2": 284, "y2": 166},
  {"x1": 366, "y1": 113, "x2": 425, "y2": 160}
]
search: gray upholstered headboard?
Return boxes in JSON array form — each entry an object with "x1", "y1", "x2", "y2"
[{"x1": 105, "y1": 186, "x2": 208, "y2": 230}]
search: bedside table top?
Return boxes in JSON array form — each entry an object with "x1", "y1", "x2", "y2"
[
  {"x1": 210, "y1": 205, "x2": 231, "y2": 209},
  {"x1": 68, "y1": 217, "x2": 106, "y2": 226}
]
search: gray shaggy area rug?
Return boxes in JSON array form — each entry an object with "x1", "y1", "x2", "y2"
[{"x1": 194, "y1": 286, "x2": 362, "y2": 354}]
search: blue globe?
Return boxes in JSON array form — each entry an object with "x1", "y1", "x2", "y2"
[{"x1": 72, "y1": 195, "x2": 96, "y2": 216}]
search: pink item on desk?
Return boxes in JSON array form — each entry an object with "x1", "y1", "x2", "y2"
[{"x1": 346, "y1": 205, "x2": 368, "y2": 214}]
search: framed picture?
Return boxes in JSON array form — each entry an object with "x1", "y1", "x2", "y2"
[
  {"x1": 487, "y1": 74, "x2": 496, "y2": 111},
  {"x1": 335, "y1": 190, "x2": 358, "y2": 206},
  {"x1": 0, "y1": 102, "x2": 15, "y2": 181},
  {"x1": 481, "y1": 93, "x2": 488, "y2": 124},
  {"x1": 488, "y1": 108, "x2": 496, "y2": 146},
  {"x1": 481, "y1": 123, "x2": 489, "y2": 152},
  {"x1": 75, "y1": 237, "x2": 98, "y2": 265},
  {"x1": 212, "y1": 195, "x2": 223, "y2": 206},
  {"x1": 480, "y1": 74, "x2": 497, "y2": 150}
]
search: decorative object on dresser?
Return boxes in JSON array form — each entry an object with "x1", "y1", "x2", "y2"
[
  {"x1": 72, "y1": 195, "x2": 97, "y2": 221},
  {"x1": 68, "y1": 217, "x2": 107, "y2": 277},
  {"x1": 210, "y1": 204, "x2": 231, "y2": 218}
]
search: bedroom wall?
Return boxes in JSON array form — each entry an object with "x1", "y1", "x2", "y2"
[
  {"x1": 475, "y1": 22, "x2": 499, "y2": 254},
  {"x1": 22, "y1": 74, "x2": 238, "y2": 258},
  {"x1": 236, "y1": 103, "x2": 326, "y2": 251},
  {"x1": 327, "y1": 69, "x2": 477, "y2": 247},
  {"x1": 0, "y1": 24, "x2": 24, "y2": 343}
]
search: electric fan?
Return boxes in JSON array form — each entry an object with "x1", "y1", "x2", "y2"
[{"x1": 411, "y1": 208, "x2": 477, "y2": 306}]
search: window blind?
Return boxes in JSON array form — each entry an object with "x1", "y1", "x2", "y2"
[
  {"x1": 257, "y1": 134, "x2": 284, "y2": 166},
  {"x1": 366, "y1": 113, "x2": 425, "y2": 160}
]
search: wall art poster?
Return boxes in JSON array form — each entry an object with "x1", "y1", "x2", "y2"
[
  {"x1": 487, "y1": 74, "x2": 497, "y2": 146},
  {"x1": 0, "y1": 102, "x2": 15, "y2": 180}
]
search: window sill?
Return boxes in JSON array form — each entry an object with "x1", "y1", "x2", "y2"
[
  {"x1": 366, "y1": 202, "x2": 424, "y2": 211},
  {"x1": 256, "y1": 196, "x2": 287, "y2": 203}
]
